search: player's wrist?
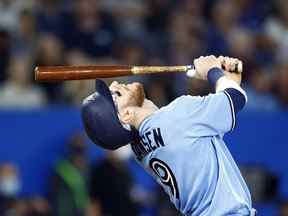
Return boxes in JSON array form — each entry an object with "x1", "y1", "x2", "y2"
[{"x1": 207, "y1": 67, "x2": 224, "y2": 91}]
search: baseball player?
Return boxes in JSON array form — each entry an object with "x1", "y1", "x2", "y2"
[{"x1": 81, "y1": 55, "x2": 256, "y2": 215}]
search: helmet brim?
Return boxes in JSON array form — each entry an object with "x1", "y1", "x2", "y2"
[{"x1": 81, "y1": 79, "x2": 135, "y2": 150}]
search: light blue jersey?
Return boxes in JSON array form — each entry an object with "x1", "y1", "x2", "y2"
[{"x1": 131, "y1": 92, "x2": 256, "y2": 215}]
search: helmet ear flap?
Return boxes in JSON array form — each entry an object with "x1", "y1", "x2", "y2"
[{"x1": 81, "y1": 79, "x2": 136, "y2": 150}]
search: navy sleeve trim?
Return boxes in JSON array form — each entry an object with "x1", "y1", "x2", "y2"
[
  {"x1": 207, "y1": 67, "x2": 224, "y2": 92},
  {"x1": 224, "y1": 88, "x2": 246, "y2": 113},
  {"x1": 223, "y1": 90, "x2": 236, "y2": 131}
]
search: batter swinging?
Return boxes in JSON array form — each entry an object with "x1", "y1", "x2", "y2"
[{"x1": 81, "y1": 55, "x2": 256, "y2": 216}]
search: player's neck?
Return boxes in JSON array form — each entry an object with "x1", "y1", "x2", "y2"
[{"x1": 134, "y1": 99, "x2": 158, "y2": 129}]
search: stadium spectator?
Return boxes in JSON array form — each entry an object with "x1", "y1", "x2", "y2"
[
  {"x1": 99, "y1": 0, "x2": 148, "y2": 39},
  {"x1": 27, "y1": 196, "x2": 51, "y2": 216},
  {"x1": 206, "y1": 0, "x2": 239, "y2": 56},
  {"x1": 265, "y1": 0, "x2": 288, "y2": 63},
  {"x1": 11, "y1": 9, "x2": 37, "y2": 57},
  {"x1": 0, "y1": 0, "x2": 24, "y2": 33},
  {"x1": 167, "y1": 6, "x2": 207, "y2": 98},
  {"x1": 0, "y1": 56, "x2": 47, "y2": 108},
  {"x1": 244, "y1": 71, "x2": 281, "y2": 111},
  {"x1": 116, "y1": 39, "x2": 146, "y2": 66},
  {"x1": 0, "y1": 196, "x2": 52, "y2": 216},
  {"x1": 273, "y1": 63, "x2": 288, "y2": 108},
  {"x1": 0, "y1": 30, "x2": 11, "y2": 82},
  {"x1": 34, "y1": 34, "x2": 64, "y2": 103},
  {"x1": 61, "y1": 49, "x2": 95, "y2": 105},
  {"x1": 280, "y1": 200, "x2": 288, "y2": 216},
  {"x1": 50, "y1": 132, "x2": 89, "y2": 216},
  {"x1": 0, "y1": 163, "x2": 22, "y2": 215},
  {"x1": 227, "y1": 27, "x2": 262, "y2": 83},
  {"x1": 1, "y1": 199, "x2": 29, "y2": 216},
  {"x1": 156, "y1": 186, "x2": 181, "y2": 216},
  {"x1": 0, "y1": 163, "x2": 21, "y2": 198},
  {"x1": 89, "y1": 146, "x2": 139, "y2": 216},
  {"x1": 35, "y1": 0, "x2": 64, "y2": 36},
  {"x1": 110, "y1": 39, "x2": 149, "y2": 95},
  {"x1": 144, "y1": 0, "x2": 174, "y2": 57},
  {"x1": 60, "y1": 0, "x2": 119, "y2": 59},
  {"x1": 34, "y1": 34, "x2": 64, "y2": 67},
  {"x1": 168, "y1": 11, "x2": 205, "y2": 65},
  {"x1": 234, "y1": 0, "x2": 272, "y2": 30}
]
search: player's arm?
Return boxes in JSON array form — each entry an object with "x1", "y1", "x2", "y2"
[
  {"x1": 191, "y1": 55, "x2": 247, "y2": 133},
  {"x1": 194, "y1": 55, "x2": 247, "y2": 114},
  {"x1": 207, "y1": 58, "x2": 247, "y2": 114}
]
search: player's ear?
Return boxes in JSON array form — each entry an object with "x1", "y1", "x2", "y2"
[{"x1": 119, "y1": 107, "x2": 135, "y2": 125}]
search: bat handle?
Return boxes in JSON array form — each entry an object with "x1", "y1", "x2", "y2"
[
  {"x1": 186, "y1": 61, "x2": 243, "y2": 78},
  {"x1": 186, "y1": 65, "x2": 196, "y2": 77}
]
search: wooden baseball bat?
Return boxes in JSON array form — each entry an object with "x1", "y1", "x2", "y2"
[{"x1": 35, "y1": 62, "x2": 242, "y2": 81}]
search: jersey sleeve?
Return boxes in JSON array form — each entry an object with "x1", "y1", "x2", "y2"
[{"x1": 177, "y1": 91, "x2": 238, "y2": 136}]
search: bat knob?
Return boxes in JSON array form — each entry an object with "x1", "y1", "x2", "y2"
[
  {"x1": 236, "y1": 61, "x2": 243, "y2": 73},
  {"x1": 222, "y1": 61, "x2": 243, "y2": 73},
  {"x1": 186, "y1": 66, "x2": 196, "y2": 78}
]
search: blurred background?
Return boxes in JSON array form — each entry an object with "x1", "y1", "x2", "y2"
[{"x1": 0, "y1": 0, "x2": 287, "y2": 215}]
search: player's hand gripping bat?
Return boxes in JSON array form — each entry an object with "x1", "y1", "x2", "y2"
[{"x1": 35, "y1": 60, "x2": 242, "y2": 81}]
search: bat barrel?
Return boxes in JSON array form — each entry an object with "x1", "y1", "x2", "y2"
[
  {"x1": 34, "y1": 62, "x2": 243, "y2": 81},
  {"x1": 35, "y1": 65, "x2": 132, "y2": 81}
]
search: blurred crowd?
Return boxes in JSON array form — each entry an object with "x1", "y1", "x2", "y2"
[
  {"x1": 0, "y1": 0, "x2": 287, "y2": 110},
  {"x1": 1, "y1": 131, "x2": 288, "y2": 216},
  {"x1": 0, "y1": 132, "x2": 181, "y2": 216},
  {"x1": 0, "y1": 163, "x2": 51, "y2": 216},
  {"x1": 1, "y1": 0, "x2": 288, "y2": 215}
]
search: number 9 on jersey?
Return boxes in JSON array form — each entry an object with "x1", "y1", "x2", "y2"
[{"x1": 149, "y1": 158, "x2": 179, "y2": 200}]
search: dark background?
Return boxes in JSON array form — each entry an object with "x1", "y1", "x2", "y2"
[{"x1": 0, "y1": 0, "x2": 287, "y2": 215}]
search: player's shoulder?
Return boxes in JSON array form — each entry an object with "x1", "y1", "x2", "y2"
[
  {"x1": 170, "y1": 94, "x2": 210, "y2": 105},
  {"x1": 167, "y1": 92, "x2": 228, "y2": 108},
  {"x1": 164, "y1": 95, "x2": 204, "y2": 110},
  {"x1": 173, "y1": 95, "x2": 202, "y2": 102}
]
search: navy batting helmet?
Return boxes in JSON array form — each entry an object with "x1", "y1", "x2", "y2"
[{"x1": 81, "y1": 79, "x2": 137, "y2": 150}]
